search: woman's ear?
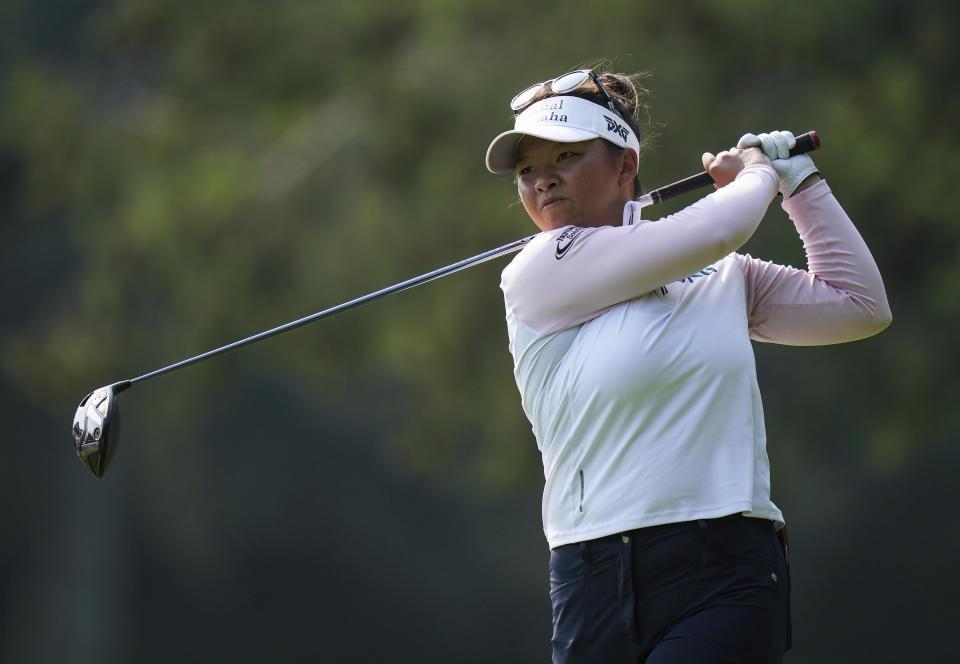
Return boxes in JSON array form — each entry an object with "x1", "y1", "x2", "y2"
[{"x1": 619, "y1": 149, "x2": 639, "y2": 187}]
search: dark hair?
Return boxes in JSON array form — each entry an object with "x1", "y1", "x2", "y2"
[{"x1": 521, "y1": 67, "x2": 654, "y2": 199}]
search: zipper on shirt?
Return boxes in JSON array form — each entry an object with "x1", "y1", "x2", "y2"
[{"x1": 578, "y1": 470, "x2": 584, "y2": 512}]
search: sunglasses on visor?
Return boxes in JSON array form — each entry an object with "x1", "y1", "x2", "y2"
[{"x1": 510, "y1": 69, "x2": 617, "y2": 113}]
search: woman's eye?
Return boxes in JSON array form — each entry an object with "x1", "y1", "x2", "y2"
[
  {"x1": 558, "y1": 151, "x2": 576, "y2": 161},
  {"x1": 517, "y1": 165, "x2": 533, "y2": 176}
]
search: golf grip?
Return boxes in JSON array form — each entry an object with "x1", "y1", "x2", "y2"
[{"x1": 646, "y1": 131, "x2": 821, "y2": 205}]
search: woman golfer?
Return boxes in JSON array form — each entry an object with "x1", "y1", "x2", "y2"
[{"x1": 485, "y1": 68, "x2": 891, "y2": 663}]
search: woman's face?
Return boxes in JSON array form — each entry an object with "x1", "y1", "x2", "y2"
[{"x1": 515, "y1": 136, "x2": 633, "y2": 232}]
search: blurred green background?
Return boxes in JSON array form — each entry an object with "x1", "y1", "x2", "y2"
[{"x1": 2, "y1": 0, "x2": 957, "y2": 661}]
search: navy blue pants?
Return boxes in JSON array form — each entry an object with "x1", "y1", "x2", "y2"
[{"x1": 549, "y1": 514, "x2": 791, "y2": 663}]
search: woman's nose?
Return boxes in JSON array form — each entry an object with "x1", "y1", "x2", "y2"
[{"x1": 535, "y1": 168, "x2": 559, "y2": 191}]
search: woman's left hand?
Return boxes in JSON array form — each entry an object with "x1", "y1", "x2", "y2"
[
  {"x1": 737, "y1": 130, "x2": 819, "y2": 197},
  {"x1": 701, "y1": 146, "x2": 773, "y2": 189}
]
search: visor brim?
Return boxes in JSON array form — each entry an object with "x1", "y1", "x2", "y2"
[{"x1": 485, "y1": 126, "x2": 600, "y2": 174}]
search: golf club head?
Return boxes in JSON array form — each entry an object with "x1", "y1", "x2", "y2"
[{"x1": 72, "y1": 382, "x2": 126, "y2": 478}]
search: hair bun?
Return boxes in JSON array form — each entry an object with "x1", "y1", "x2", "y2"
[{"x1": 600, "y1": 72, "x2": 649, "y2": 118}]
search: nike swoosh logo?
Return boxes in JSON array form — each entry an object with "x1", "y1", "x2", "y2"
[{"x1": 555, "y1": 227, "x2": 585, "y2": 259}]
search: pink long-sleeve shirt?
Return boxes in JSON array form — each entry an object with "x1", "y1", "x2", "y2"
[{"x1": 500, "y1": 165, "x2": 891, "y2": 548}]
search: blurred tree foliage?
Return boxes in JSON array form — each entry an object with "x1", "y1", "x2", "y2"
[{"x1": 1, "y1": 0, "x2": 957, "y2": 662}]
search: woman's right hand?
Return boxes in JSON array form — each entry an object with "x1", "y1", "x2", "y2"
[{"x1": 701, "y1": 147, "x2": 773, "y2": 189}]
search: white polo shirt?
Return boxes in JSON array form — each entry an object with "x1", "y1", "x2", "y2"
[{"x1": 500, "y1": 169, "x2": 891, "y2": 548}]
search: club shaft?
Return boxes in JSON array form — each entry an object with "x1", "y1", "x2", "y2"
[
  {"x1": 126, "y1": 236, "x2": 534, "y2": 386},
  {"x1": 125, "y1": 130, "x2": 820, "y2": 387}
]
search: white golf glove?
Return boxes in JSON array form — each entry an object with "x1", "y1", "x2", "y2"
[{"x1": 737, "y1": 130, "x2": 818, "y2": 197}]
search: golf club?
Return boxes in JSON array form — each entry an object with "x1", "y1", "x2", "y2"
[{"x1": 72, "y1": 131, "x2": 821, "y2": 478}]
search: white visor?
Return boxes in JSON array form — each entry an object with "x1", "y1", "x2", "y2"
[{"x1": 485, "y1": 95, "x2": 640, "y2": 174}]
